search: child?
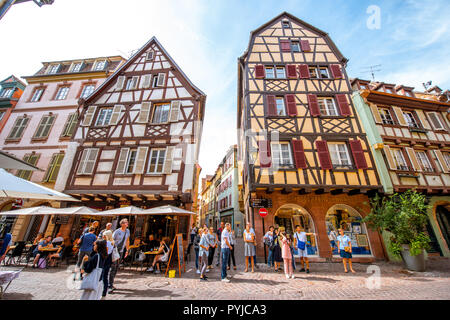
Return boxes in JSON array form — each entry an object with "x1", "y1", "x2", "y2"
[{"x1": 280, "y1": 231, "x2": 294, "y2": 279}]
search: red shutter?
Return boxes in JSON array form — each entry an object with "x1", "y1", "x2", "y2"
[
  {"x1": 286, "y1": 65, "x2": 297, "y2": 78},
  {"x1": 280, "y1": 40, "x2": 291, "y2": 52},
  {"x1": 258, "y1": 140, "x2": 272, "y2": 168},
  {"x1": 330, "y1": 64, "x2": 343, "y2": 79},
  {"x1": 285, "y1": 94, "x2": 297, "y2": 116},
  {"x1": 255, "y1": 65, "x2": 265, "y2": 78},
  {"x1": 307, "y1": 94, "x2": 320, "y2": 116},
  {"x1": 267, "y1": 95, "x2": 277, "y2": 116},
  {"x1": 298, "y1": 64, "x2": 310, "y2": 79},
  {"x1": 336, "y1": 94, "x2": 351, "y2": 116},
  {"x1": 349, "y1": 140, "x2": 368, "y2": 169},
  {"x1": 300, "y1": 40, "x2": 311, "y2": 52},
  {"x1": 315, "y1": 140, "x2": 333, "y2": 170},
  {"x1": 292, "y1": 139, "x2": 307, "y2": 169}
]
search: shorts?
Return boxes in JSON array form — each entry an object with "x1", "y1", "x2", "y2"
[
  {"x1": 340, "y1": 250, "x2": 352, "y2": 259},
  {"x1": 297, "y1": 248, "x2": 308, "y2": 258}
]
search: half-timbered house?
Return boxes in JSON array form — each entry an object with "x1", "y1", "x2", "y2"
[
  {"x1": 237, "y1": 12, "x2": 385, "y2": 262},
  {"x1": 57, "y1": 37, "x2": 206, "y2": 241},
  {"x1": 352, "y1": 78, "x2": 450, "y2": 258}
]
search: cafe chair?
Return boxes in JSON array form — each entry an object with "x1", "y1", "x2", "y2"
[
  {"x1": 24, "y1": 244, "x2": 37, "y2": 268},
  {"x1": 3, "y1": 242, "x2": 26, "y2": 266}
]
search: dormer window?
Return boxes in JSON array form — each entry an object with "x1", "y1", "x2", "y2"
[
  {"x1": 47, "y1": 64, "x2": 60, "y2": 74},
  {"x1": 146, "y1": 51, "x2": 154, "y2": 61},
  {"x1": 404, "y1": 91, "x2": 413, "y2": 97},
  {"x1": 282, "y1": 20, "x2": 290, "y2": 28},
  {"x1": 93, "y1": 60, "x2": 107, "y2": 71},
  {"x1": 71, "y1": 62, "x2": 83, "y2": 72}
]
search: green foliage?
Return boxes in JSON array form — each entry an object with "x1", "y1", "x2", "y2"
[{"x1": 364, "y1": 190, "x2": 431, "y2": 257}]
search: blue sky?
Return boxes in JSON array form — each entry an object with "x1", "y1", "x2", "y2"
[{"x1": 0, "y1": 0, "x2": 449, "y2": 179}]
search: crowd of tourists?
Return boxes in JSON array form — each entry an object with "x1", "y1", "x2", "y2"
[{"x1": 188, "y1": 222, "x2": 357, "y2": 282}]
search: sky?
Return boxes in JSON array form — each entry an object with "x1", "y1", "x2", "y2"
[{"x1": 1, "y1": 0, "x2": 449, "y2": 182}]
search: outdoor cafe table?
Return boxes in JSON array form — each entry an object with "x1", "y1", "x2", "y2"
[
  {"x1": 37, "y1": 247, "x2": 58, "y2": 268},
  {"x1": 139, "y1": 251, "x2": 160, "y2": 273}
]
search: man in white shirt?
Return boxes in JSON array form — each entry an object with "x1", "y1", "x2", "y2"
[
  {"x1": 220, "y1": 223, "x2": 233, "y2": 282},
  {"x1": 293, "y1": 225, "x2": 315, "y2": 274}
]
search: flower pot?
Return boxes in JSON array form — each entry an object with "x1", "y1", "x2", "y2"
[{"x1": 400, "y1": 244, "x2": 426, "y2": 272}]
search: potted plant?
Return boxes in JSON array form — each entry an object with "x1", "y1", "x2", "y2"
[{"x1": 364, "y1": 190, "x2": 430, "y2": 272}]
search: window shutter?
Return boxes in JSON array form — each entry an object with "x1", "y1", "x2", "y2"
[
  {"x1": 157, "y1": 73, "x2": 166, "y2": 87},
  {"x1": 258, "y1": 140, "x2": 271, "y2": 168},
  {"x1": 292, "y1": 139, "x2": 307, "y2": 169},
  {"x1": 255, "y1": 65, "x2": 265, "y2": 78},
  {"x1": 77, "y1": 149, "x2": 89, "y2": 174},
  {"x1": 116, "y1": 148, "x2": 129, "y2": 174},
  {"x1": 315, "y1": 140, "x2": 333, "y2": 170},
  {"x1": 285, "y1": 94, "x2": 297, "y2": 116},
  {"x1": 266, "y1": 95, "x2": 277, "y2": 116},
  {"x1": 427, "y1": 112, "x2": 445, "y2": 130},
  {"x1": 307, "y1": 94, "x2": 320, "y2": 117},
  {"x1": 34, "y1": 116, "x2": 48, "y2": 138},
  {"x1": 141, "y1": 75, "x2": 152, "y2": 89},
  {"x1": 138, "y1": 102, "x2": 151, "y2": 123},
  {"x1": 280, "y1": 40, "x2": 291, "y2": 52},
  {"x1": 286, "y1": 65, "x2": 297, "y2": 78},
  {"x1": 169, "y1": 100, "x2": 181, "y2": 122},
  {"x1": 330, "y1": 64, "x2": 343, "y2": 79},
  {"x1": 163, "y1": 146, "x2": 174, "y2": 174},
  {"x1": 110, "y1": 105, "x2": 123, "y2": 125},
  {"x1": 405, "y1": 147, "x2": 422, "y2": 172},
  {"x1": 369, "y1": 104, "x2": 382, "y2": 124},
  {"x1": 300, "y1": 40, "x2": 311, "y2": 52},
  {"x1": 84, "y1": 149, "x2": 98, "y2": 175},
  {"x1": 298, "y1": 64, "x2": 310, "y2": 79},
  {"x1": 131, "y1": 76, "x2": 139, "y2": 90},
  {"x1": 415, "y1": 110, "x2": 431, "y2": 130},
  {"x1": 41, "y1": 115, "x2": 55, "y2": 138},
  {"x1": 434, "y1": 150, "x2": 450, "y2": 173},
  {"x1": 349, "y1": 140, "x2": 368, "y2": 169},
  {"x1": 115, "y1": 76, "x2": 125, "y2": 90},
  {"x1": 133, "y1": 147, "x2": 148, "y2": 174},
  {"x1": 383, "y1": 145, "x2": 397, "y2": 170},
  {"x1": 336, "y1": 94, "x2": 351, "y2": 116},
  {"x1": 393, "y1": 107, "x2": 407, "y2": 126},
  {"x1": 81, "y1": 106, "x2": 97, "y2": 126}
]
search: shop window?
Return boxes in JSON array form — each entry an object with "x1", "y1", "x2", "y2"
[
  {"x1": 325, "y1": 206, "x2": 372, "y2": 256},
  {"x1": 274, "y1": 205, "x2": 318, "y2": 256}
]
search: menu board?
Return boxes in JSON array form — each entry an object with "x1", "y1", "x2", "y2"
[{"x1": 165, "y1": 233, "x2": 185, "y2": 277}]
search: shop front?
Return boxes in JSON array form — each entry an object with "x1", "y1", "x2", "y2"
[{"x1": 250, "y1": 192, "x2": 386, "y2": 263}]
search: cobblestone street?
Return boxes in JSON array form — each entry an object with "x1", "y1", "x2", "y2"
[{"x1": 1, "y1": 239, "x2": 449, "y2": 300}]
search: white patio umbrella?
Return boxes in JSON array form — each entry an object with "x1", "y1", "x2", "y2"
[
  {"x1": 0, "y1": 206, "x2": 104, "y2": 216},
  {"x1": 98, "y1": 205, "x2": 146, "y2": 215},
  {"x1": 0, "y1": 206, "x2": 52, "y2": 215},
  {"x1": 0, "y1": 168, "x2": 79, "y2": 202},
  {"x1": 143, "y1": 205, "x2": 196, "y2": 215}
]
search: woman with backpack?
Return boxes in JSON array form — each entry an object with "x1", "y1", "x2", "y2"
[
  {"x1": 80, "y1": 239, "x2": 107, "y2": 300},
  {"x1": 272, "y1": 228, "x2": 283, "y2": 272}
]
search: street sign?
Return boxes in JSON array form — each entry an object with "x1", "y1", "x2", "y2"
[
  {"x1": 251, "y1": 198, "x2": 272, "y2": 208},
  {"x1": 259, "y1": 208, "x2": 268, "y2": 217}
]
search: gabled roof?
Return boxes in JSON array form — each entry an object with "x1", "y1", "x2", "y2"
[
  {"x1": 0, "y1": 75, "x2": 26, "y2": 89},
  {"x1": 239, "y1": 12, "x2": 348, "y2": 64},
  {"x1": 81, "y1": 36, "x2": 205, "y2": 105}
]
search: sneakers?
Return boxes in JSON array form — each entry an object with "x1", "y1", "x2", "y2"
[
  {"x1": 306, "y1": 269, "x2": 310, "y2": 274},
  {"x1": 299, "y1": 268, "x2": 305, "y2": 272},
  {"x1": 200, "y1": 277, "x2": 208, "y2": 281},
  {"x1": 291, "y1": 275, "x2": 295, "y2": 279},
  {"x1": 206, "y1": 269, "x2": 210, "y2": 273},
  {"x1": 285, "y1": 274, "x2": 290, "y2": 279},
  {"x1": 221, "y1": 278, "x2": 230, "y2": 283},
  {"x1": 147, "y1": 267, "x2": 154, "y2": 272},
  {"x1": 154, "y1": 270, "x2": 161, "y2": 274},
  {"x1": 196, "y1": 269, "x2": 200, "y2": 274}
]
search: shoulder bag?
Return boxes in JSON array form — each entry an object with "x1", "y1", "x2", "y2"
[
  {"x1": 80, "y1": 253, "x2": 102, "y2": 291},
  {"x1": 295, "y1": 233, "x2": 306, "y2": 251},
  {"x1": 112, "y1": 230, "x2": 128, "y2": 262}
]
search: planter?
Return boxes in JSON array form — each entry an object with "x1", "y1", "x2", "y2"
[{"x1": 400, "y1": 244, "x2": 426, "y2": 272}]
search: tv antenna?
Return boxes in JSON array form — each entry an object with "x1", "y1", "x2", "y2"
[
  {"x1": 422, "y1": 81, "x2": 432, "y2": 91},
  {"x1": 360, "y1": 65, "x2": 381, "y2": 81}
]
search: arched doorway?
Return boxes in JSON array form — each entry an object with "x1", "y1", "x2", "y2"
[
  {"x1": 274, "y1": 204, "x2": 318, "y2": 256},
  {"x1": 325, "y1": 204, "x2": 373, "y2": 256},
  {"x1": 435, "y1": 204, "x2": 450, "y2": 251}
]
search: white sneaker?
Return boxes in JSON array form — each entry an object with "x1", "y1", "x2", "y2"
[
  {"x1": 221, "y1": 278, "x2": 230, "y2": 283},
  {"x1": 154, "y1": 270, "x2": 161, "y2": 274},
  {"x1": 206, "y1": 269, "x2": 210, "y2": 273},
  {"x1": 285, "y1": 274, "x2": 290, "y2": 279},
  {"x1": 291, "y1": 275, "x2": 295, "y2": 279},
  {"x1": 196, "y1": 269, "x2": 200, "y2": 274}
]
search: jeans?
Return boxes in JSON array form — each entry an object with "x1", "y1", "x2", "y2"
[
  {"x1": 216, "y1": 245, "x2": 221, "y2": 266},
  {"x1": 102, "y1": 254, "x2": 112, "y2": 297},
  {"x1": 290, "y1": 247, "x2": 296, "y2": 270},
  {"x1": 76, "y1": 250, "x2": 92, "y2": 268},
  {"x1": 194, "y1": 248, "x2": 199, "y2": 270},
  {"x1": 108, "y1": 250, "x2": 125, "y2": 288},
  {"x1": 228, "y1": 244, "x2": 236, "y2": 267},
  {"x1": 221, "y1": 247, "x2": 230, "y2": 280},
  {"x1": 200, "y1": 252, "x2": 208, "y2": 277},
  {"x1": 267, "y1": 249, "x2": 274, "y2": 267},
  {"x1": 207, "y1": 247, "x2": 216, "y2": 266}
]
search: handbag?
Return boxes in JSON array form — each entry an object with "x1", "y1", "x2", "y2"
[
  {"x1": 80, "y1": 253, "x2": 102, "y2": 291},
  {"x1": 135, "y1": 250, "x2": 145, "y2": 262},
  {"x1": 112, "y1": 230, "x2": 128, "y2": 262},
  {"x1": 344, "y1": 247, "x2": 351, "y2": 253},
  {"x1": 295, "y1": 233, "x2": 306, "y2": 250}
]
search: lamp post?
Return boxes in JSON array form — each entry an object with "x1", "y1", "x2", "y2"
[{"x1": 0, "y1": 0, "x2": 54, "y2": 20}]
